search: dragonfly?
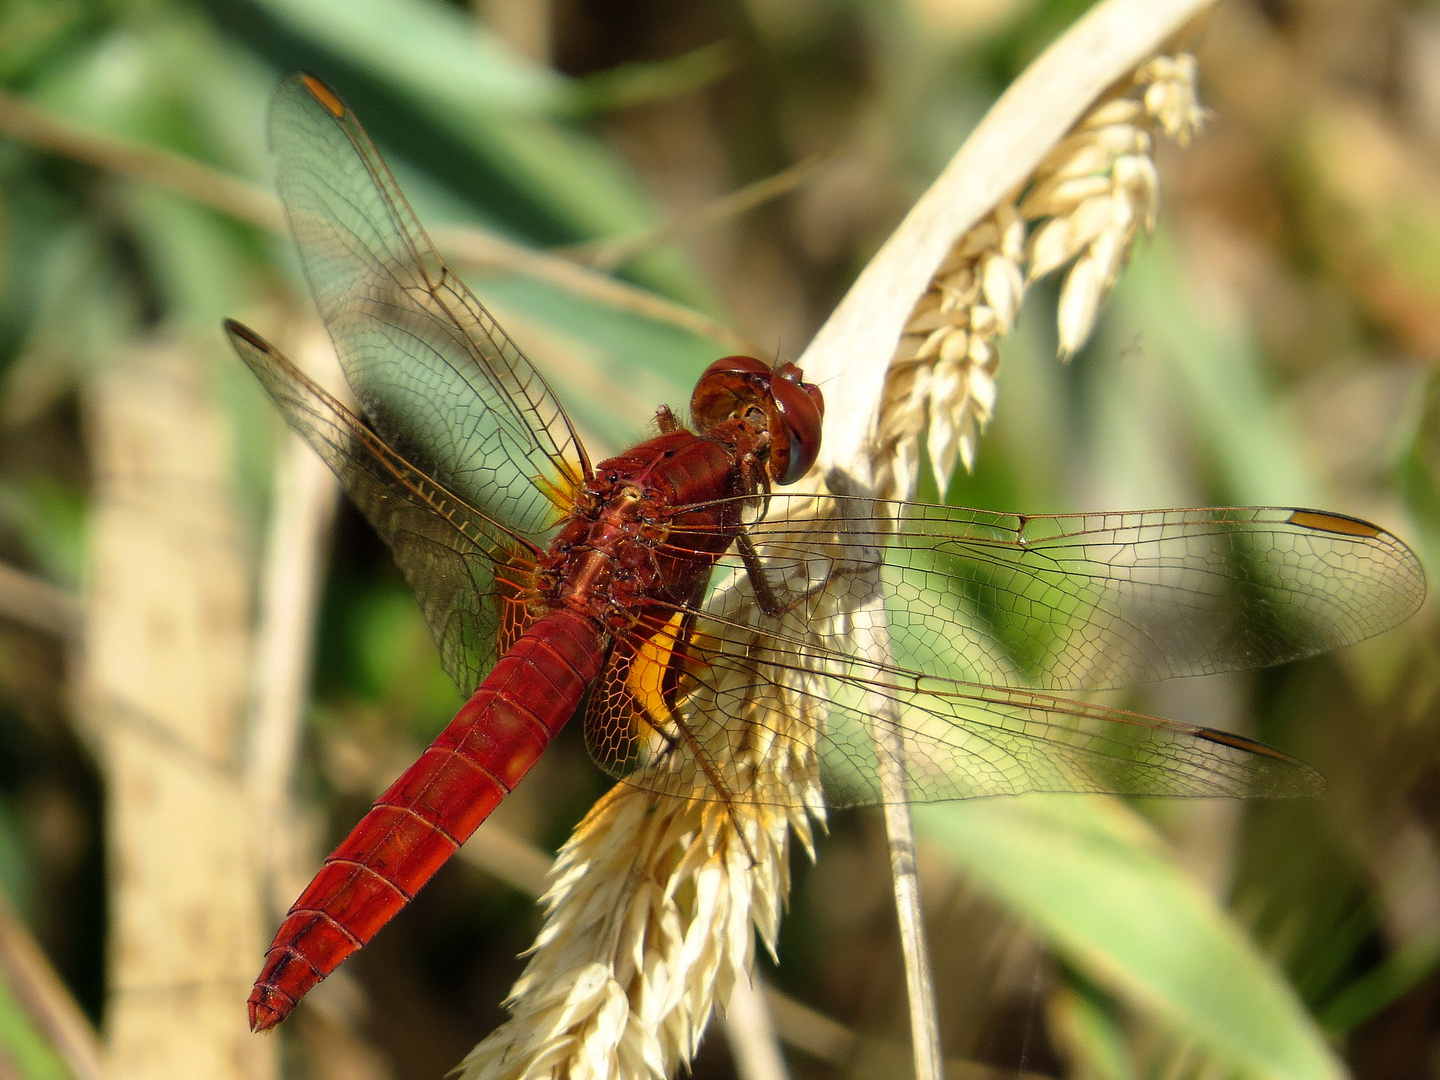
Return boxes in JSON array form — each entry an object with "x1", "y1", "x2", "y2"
[{"x1": 225, "y1": 73, "x2": 1426, "y2": 1033}]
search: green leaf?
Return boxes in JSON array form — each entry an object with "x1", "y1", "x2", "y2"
[
  {"x1": 917, "y1": 795, "x2": 1343, "y2": 1080},
  {"x1": 1048, "y1": 975, "x2": 1136, "y2": 1080},
  {"x1": 244, "y1": 2, "x2": 618, "y2": 220},
  {"x1": 0, "y1": 943, "x2": 71, "y2": 1080},
  {"x1": 247, "y1": 0, "x2": 573, "y2": 115},
  {"x1": 122, "y1": 187, "x2": 253, "y2": 333},
  {"x1": 1318, "y1": 921, "x2": 1440, "y2": 1035},
  {"x1": 1105, "y1": 235, "x2": 1319, "y2": 508}
]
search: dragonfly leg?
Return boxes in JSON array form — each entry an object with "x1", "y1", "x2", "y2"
[
  {"x1": 735, "y1": 529, "x2": 878, "y2": 621},
  {"x1": 661, "y1": 708, "x2": 761, "y2": 867},
  {"x1": 734, "y1": 530, "x2": 790, "y2": 617}
]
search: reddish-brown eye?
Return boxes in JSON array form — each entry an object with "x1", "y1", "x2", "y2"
[
  {"x1": 691, "y1": 355, "x2": 772, "y2": 432},
  {"x1": 770, "y1": 368, "x2": 824, "y2": 485},
  {"x1": 690, "y1": 355, "x2": 823, "y2": 484},
  {"x1": 702, "y1": 355, "x2": 771, "y2": 378},
  {"x1": 775, "y1": 363, "x2": 824, "y2": 420}
]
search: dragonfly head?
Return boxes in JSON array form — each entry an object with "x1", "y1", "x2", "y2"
[{"x1": 691, "y1": 355, "x2": 825, "y2": 486}]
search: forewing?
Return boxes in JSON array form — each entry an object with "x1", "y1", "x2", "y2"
[
  {"x1": 701, "y1": 500, "x2": 1426, "y2": 692},
  {"x1": 805, "y1": 681, "x2": 1325, "y2": 807},
  {"x1": 268, "y1": 74, "x2": 588, "y2": 543},
  {"x1": 227, "y1": 321, "x2": 539, "y2": 693}
]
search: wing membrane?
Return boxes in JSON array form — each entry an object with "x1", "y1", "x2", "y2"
[
  {"x1": 267, "y1": 74, "x2": 588, "y2": 544},
  {"x1": 674, "y1": 498, "x2": 1425, "y2": 692},
  {"x1": 227, "y1": 320, "x2": 539, "y2": 692},
  {"x1": 244, "y1": 72, "x2": 1427, "y2": 809},
  {"x1": 593, "y1": 583, "x2": 1324, "y2": 807},
  {"x1": 586, "y1": 496, "x2": 1420, "y2": 807}
]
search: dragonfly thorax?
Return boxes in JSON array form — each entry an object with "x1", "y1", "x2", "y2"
[{"x1": 535, "y1": 429, "x2": 760, "y2": 633}]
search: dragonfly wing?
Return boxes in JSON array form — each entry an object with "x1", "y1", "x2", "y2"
[
  {"x1": 267, "y1": 74, "x2": 588, "y2": 543},
  {"x1": 805, "y1": 678, "x2": 1323, "y2": 806},
  {"x1": 711, "y1": 499, "x2": 1425, "y2": 692},
  {"x1": 593, "y1": 601, "x2": 1322, "y2": 807},
  {"x1": 601, "y1": 497, "x2": 1422, "y2": 807},
  {"x1": 227, "y1": 321, "x2": 538, "y2": 693}
]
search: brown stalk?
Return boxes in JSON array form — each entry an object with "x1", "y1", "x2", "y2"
[
  {"x1": 791, "y1": 2, "x2": 1218, "y2": 1075},
  {"x1": 0, "y1": 562, "x2": 82, "y2": 645},
  {"x1": 81, "y1": 341, "x2": 275, "y2": 1080},
  {"x1": 562, "y1": 154, "x2": 832, "y2": 273},
  {"x1": 0, "y1": 887, "x2": 108, "y2": 1080}
]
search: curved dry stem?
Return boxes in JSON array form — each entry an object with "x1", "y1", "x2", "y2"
[{"x1": 461, "y1": 4, "x2": 1217, "y2": 1079}]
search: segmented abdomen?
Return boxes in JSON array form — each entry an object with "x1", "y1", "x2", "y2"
[{"x1": 248, "y1": 608, "x2": 606, "y2": 1031}]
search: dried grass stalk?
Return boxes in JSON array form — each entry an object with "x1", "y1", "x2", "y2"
[
  {"x1": 876, "y1": 52, "x2": 1207, "y2": 499},
  {"x1": 458, "y1": 5, "x2": 1216, "y2": 1078},
  {"x1": 82, "y1": 343, "x2": 274, "y2": 1080}
]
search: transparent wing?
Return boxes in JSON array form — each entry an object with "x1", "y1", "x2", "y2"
[
  {"x1": 655, "y1": 646, "x2": 1323, "y2": 808},
  {"x1": 227, "y1": 320, "x2": 540, "y2": 693},
  {"x1": 690, "y1": 499, "x2": 1426, "y2": 691},
  {"x1": 268, "y1": 73, "x2": 588, "y2": 543},
  {"x1": 586, "y1": 498, "x2": 1423, "y2": 806}
]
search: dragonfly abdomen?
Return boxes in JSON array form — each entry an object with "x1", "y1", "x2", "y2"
[{"x1": 248, "y1": 608, "x2": 607, "y2": 1031}]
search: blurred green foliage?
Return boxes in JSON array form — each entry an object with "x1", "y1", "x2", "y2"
[{"x1": 2, "y1": 0, "x2": 1439, "y2": 1078}]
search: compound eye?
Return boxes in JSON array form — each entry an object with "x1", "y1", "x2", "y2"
[
  {"x1": 691, "y1": 355, "x2": 772, "y2": 431},
  {"x1": 702, "y1": 355, "x2": 771, "y2": 378},
  {"x1": 769, "y1": 371, "x2": 824, "y2": 485}
]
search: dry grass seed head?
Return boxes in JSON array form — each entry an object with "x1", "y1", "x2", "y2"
[
  {"x1": 875, "y1": 203, "x2": 1023, "y2": 498},
  {"x1": 459, "y1": 553, "x2": 830, "y2": 1080},
  {"x1": 458, "y1": 793, "x2": 788, "y2": 1080},
  {"x1": 1027, "y1": 53, "x2": 1204, "y2": 359},
  {"x1": 461, "y1": 47, "x2": 1209, "y2": 1080},
  {"x1": 874, "y1": 53, "x2": 1206, "y2": 501}
]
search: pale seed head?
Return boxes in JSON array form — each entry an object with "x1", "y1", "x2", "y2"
[{"x1": 467, "y1": 49, "x2": 1212, "y2": 1080}]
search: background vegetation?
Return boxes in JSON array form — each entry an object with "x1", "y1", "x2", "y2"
[{"x1": 1, "y1": 0, "x2": 1438, "y2": 1077}]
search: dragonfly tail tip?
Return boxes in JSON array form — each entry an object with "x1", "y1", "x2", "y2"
[{"x1": 248, "y1": 986, "x2": 291, "y2": 1032}]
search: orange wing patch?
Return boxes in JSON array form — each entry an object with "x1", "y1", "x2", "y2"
[
  {"x1": 532, "y1": 461, "x2": 588, "y2": 522},
  {"x1": 627, "y1": 610, "x2": 689, "y2": 734},
  {"x1": 300, "y1": 73, "x2": 347, "y2": 118},
  {"x1": 1286, "y1": 509, "x2": 1383, "y2": 539},
  {"x1": 583, "y1": 610, "x2": 706, "y2": 778}
]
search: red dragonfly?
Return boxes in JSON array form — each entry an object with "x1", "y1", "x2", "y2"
[{"x1": 226, "y1": 74, "x2": 1425, "y2": 1033}]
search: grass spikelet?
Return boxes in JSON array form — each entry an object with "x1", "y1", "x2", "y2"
[
  {"x1": 875, "y1": 203, "x2": 1023, "y2": 499},
  {"x1": 1025, "y1": 52, "x2": 1206, "y2": 360},
  {"x1": 875, "y1": 53, "x2": 1206, "y2": 498},
  {"x1": 456, "y1": 789, "x2": 809, "y2": 1080}
]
